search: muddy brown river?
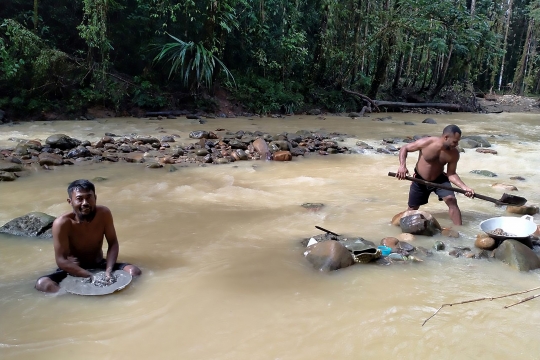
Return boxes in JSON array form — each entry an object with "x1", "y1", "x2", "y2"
[{"x1": 1, "y1": 112, "x2": 540, "y2": 359}]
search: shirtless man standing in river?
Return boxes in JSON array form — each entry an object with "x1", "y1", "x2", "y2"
[
  {"x1": 35, "y1": 179, "x2": 141, "y2": 293},
  {"x1": 395, "y1": 124, "x2": 475, "y2": 225}
]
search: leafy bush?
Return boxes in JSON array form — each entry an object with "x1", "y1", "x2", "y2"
[{"x1": 226, "y1": 74, "x2": 304, "y2": 114}]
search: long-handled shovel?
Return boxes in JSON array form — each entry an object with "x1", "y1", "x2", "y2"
[{"x1": 387, "y1": 172, "x2": 527, "y2": 206}]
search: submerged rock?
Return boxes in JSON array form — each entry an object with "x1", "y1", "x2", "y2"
[
  {"x1": 0, "y1": 171, "x2": 17, "y2": 181},
  {"x1": 0, "y1": 212, "x2": 56, "y2": 238},
  {"x1": 470, "y1": 169, "x2": 497, "y2": 177},
  {"x1": 506, "y1": 205, "x2": 539, "y2": 215},
  {"x1": 304, "y1": 240, "x2": 355, "y2": 271}
]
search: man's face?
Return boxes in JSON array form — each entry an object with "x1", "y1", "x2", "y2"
[
  {"x1": 444, "y1": 133, "x2": 461, "y2": 149},
  {"x1": 68, "y1": 188, "x2": 97, "y2": 222}
]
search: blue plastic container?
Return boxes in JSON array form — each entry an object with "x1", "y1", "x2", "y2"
[{"x1": 377, "y1": 245, "x2": 392, "y2": 256}]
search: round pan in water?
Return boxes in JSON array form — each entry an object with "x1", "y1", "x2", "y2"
[{"x1": 60, "y1": 270, "x2": 132, "y2": 296}]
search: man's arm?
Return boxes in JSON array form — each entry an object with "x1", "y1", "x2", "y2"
[
  {"x1": 446, "y1": 152, "x2": 475, "y2": 197},
  {"x1": 102, "y1": 207, "x2": 119, "y2": 277},
  {"x1": 53, "y1": 218, "x2": 92, "y2": 278},
  {"x1": 396, "y1": 137, "x2": 432, "y2": 179}
]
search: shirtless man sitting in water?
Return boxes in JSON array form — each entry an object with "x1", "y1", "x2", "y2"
[
  {"x1": 395, "y1": 124, "x2": 475, "y2": 226},
  {"x1": 35, "y1": 179, "x2": 141, "y2": 293}
]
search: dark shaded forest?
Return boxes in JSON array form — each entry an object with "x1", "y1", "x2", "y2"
[{"x1": 1, "y1": 0, "x2": 539, "y2": 118}]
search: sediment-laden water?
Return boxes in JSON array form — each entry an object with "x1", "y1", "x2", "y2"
[{"x1": 1, "y1": 112, "x2": 540, "y2": 359}]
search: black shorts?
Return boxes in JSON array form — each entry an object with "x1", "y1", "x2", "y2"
[
  {"x1": 408, "y1": 169, "x2": 455, "y2": 208},
  {"x1": 38, "y1": 259, "x2": 129, "y2": 284}
]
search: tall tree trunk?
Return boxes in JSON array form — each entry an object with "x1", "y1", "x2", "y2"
[
  {"x1": 368, "y1": 0, "x2": 393, "y2": 98},
  {"x1": 420, "y1": 47, "x2": 431, "y2": 90},
  {"x1": 311, "y1": 1, "x2": 329, "y2": 84},
  {"x1": 392, "y1": 51, "x2": 404, "y2": 89},
  {"x1": 33, "y1": 0, "x2": 39, "y2": 32},
  {"x1": 470, "y1": 0, "x2": 476, "y2": 17},
  {"x1": 351, "y1": 0, "x2": 363, "y2": 83},
  {"x1": 498, "y1": 0, "x2": 513, "y2": 92},
  {"x1": 430, "y1": 42, "x2": 453, "y2": 98},
  {"x1": 513, "y1": 18, "x2": 533, "y2": 95},
  {"x1": 404, "y1": 39, "x2": 415, "y2": 86}
]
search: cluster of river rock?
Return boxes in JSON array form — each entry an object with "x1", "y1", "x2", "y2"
[
  {"x1": 302, "y1": 209, "x2": 540, "y2": 273},
  {"x1": 0, "y1": 128, "x2": 376, "y2": 181}
]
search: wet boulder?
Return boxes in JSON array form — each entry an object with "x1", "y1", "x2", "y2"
[
  {"x1": 0, "y1": 171, "x2": 16, "y2": 181},
  {"x1": 391, "y1": 210, "x2": 442, "y2": 231},
  {"x1": 189, "y1": 131, "x2": 209, "y2": 139},
  {"x1": 494, "y1": 240, "x2": 540, "y2": 271},
  {"x1": 304, "y1": 240, "x2": 355, "y2": 271},
  {"x1": 45, "y1": 134, "x2": 81, "y2": 150},
  {"x1": 470, "y1": 169, "x2": 497, "y2": 177},
  {"x1": 491, "y1": 183, "x2": 517, "y2": 191},
  {"x1": 273, "y1": 151, "x2": 292, "y2": 161},
  {"x1": 462, "y1": 135, "x2": 491, "y2": 147},
  {"x1": 422, "y1": 118, "x2": 437, "y2": 124},
  {"x1": 38, "y1": 153, "x2": 63, "y2": 166},
  {"x1": 506, "y1": 205, "x2": 539, "y2": 216},
  {"x1": 459, "y1": 139, "x2": 479, "y2": 148},
  {"x1": 135, "y1": 135, "x2": 160, "y2": 144},
  {"x1": 476, "y1": 148, "x2": 497, "y2": 155},
  {"x1": 399, "y1": 213, "x2": 440, "y2": 236},
  {"x1": 474, "y1": 233, "x2": 497, "y2": 250},
  {"x1": 67, "y1": 146, "x2": 92, "y2": 159},
  {"x1": 0, "y1": 212, "x2": 56, "y2": 238},
  {"x1": 0, "y1": 161, "x2": 23, "y2": 172}
]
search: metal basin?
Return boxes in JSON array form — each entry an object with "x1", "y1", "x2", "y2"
[{"x1": 479, "y1": 215, "x2": 537, "y2": 241}]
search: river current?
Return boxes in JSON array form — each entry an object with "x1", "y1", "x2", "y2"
[{"x1": 1, "y1": 112, "x2": 540, "y2": 359}]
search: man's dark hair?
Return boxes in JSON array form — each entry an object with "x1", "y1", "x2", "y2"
[
  {"x1": 442, "y1": 124, "x2": 462, "y2": 136},
  {"x1": 67, "y1": 179, "x2": 96, "y2": 198}
]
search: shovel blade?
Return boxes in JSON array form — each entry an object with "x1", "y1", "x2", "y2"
[{"x1": 500, "y1": 193, "x2": 527, "y2": 206}]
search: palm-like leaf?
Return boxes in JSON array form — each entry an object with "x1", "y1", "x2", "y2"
[{"x1": 154, "y1": 33, "x2": 235, "y2": 89}]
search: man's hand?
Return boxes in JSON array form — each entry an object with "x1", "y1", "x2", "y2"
[
  {"x1": 396, "y1": 165, "x2": 409, "y2": 180},
  {"x1": 463, "y1": 186, "x2": 475, "y2": 198}
]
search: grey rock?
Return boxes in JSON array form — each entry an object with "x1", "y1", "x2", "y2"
[
  {"x1": 189, "y1": 131, "x2": 209, "y2": 139},
  {"x1": 422, "y1": 118, "x2": 437, "y2": 124},
  {"x1": 135, "y1": 136, "x2": 160, "y2": 144},
  {"x1": 462, "y1": 136, "x2": 491, "y2": 148},
  {"x1": 38, "y1": 153, "x2": 63, "y2": 166},
  {"x1": 0, "y1": 212, "x2": 56, "y2": 238},
  {"x1": 470, "y1": 169, "x2": 497, "y2": 177},
  {"x1": 304, "y1": 240, "x2": 355, "y2": 271},
  {"x1": 67, "y1": 146, "x2": 92, "y2": 158},
  {"x1": 494, "y1": 240, "x2": 540, "y2": 271},
  {"x1": 307, "y1": 109, "x2": 322, "y2": 115},
  {"x1": 0, "y1": 161, "x2": 23, "y2": 172},
  {"x1": 0, "y1": 171, "x2": 17, "y2": 181},
  {"x1": 45, "y1": 134, "x2": 81, "y2": 150},
  {"x1": 459, "y1": 139, "x2": 479, "y2": 148},
  {"x1": 161, "y1": 135, "x2": 175, "y2": 143}
]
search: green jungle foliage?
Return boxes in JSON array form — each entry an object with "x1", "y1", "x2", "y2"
[{"x1": 1, "y1": 0, "x2": 539, "y2": 117}]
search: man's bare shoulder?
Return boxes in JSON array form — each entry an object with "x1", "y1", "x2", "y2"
[
  {"x1": 405, "y1": 136, "x2": 437, "y2": 150},
  {"x1": 53, "y1": 212, "x2": 75, "y2": 228}
]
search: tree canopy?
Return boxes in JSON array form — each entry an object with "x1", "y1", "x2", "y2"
[{"x1": 1, "y1": 0, "x2": 539, "y2": 116}]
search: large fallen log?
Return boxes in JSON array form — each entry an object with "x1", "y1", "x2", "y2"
[
  {"x1": 374, "y1": 101, "x2": 463, "y2": 112},
  {"x1": 342, "y1": 89, "x2": 380, "y2": 112}
]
